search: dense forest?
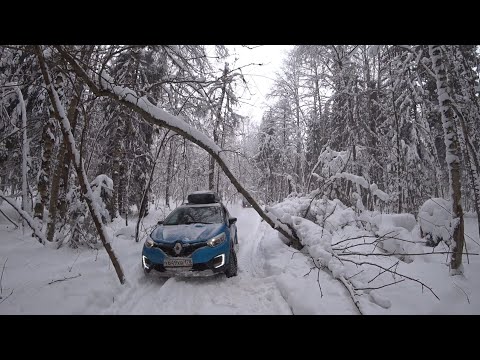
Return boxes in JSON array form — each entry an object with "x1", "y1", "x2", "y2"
[{"x1": 1, "y1": 45, "x2": 479, "y2": 284}]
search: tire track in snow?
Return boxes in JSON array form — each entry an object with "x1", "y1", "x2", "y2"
[{"x1": 236, "y1": 208, "x2": 264, "y2": 277}]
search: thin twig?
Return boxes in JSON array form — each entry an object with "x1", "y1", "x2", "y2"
[
  {"x1": 302, "y1": 254, "x2": 325, "y2": 297},
  {"x1": 346, "y1": 269, "x2": 364, "y2": 280},
  {"x1": 321, "y1": 204, "x2": 337, "y2": 237},
  {"x1": 0, "y1": 258, "x2": 7, "y2": 294},
  {"x1": 0, "y1": 289, "x2": 13, "y2": 304},
  {"x1": 68, "y1": 253, "x2": 81, "y2": 272},
  {"x1": 47, "y1": 273, "x2": 81, "y2": 285},
  {"x1": 304, "y1": 266, "x2": 316, "y2": 277},
  {"x1": 317, "y1": 268, "x2": 323, "y2": 298},
  {"x1": 356, "y1": 279, "x2": 405, "y2": 291},
  {"x1": 334, "y1": 236, "x2": 417, "y2": 251},
  {"x1": 332, "y1": 230, "x2": 398, "y2": 247},
  {"x1": 291, "y1": 251, "x2": 303, "y2": 260},
  {"x1": 452, "y1": 281, "x2": 470, "y2": 304},
  {"x1": 368, "y1": 261, "x2": 399, "y2": 284},
  {"x1": 337, "y1": 251, "x2": 478, "y2": 257}
]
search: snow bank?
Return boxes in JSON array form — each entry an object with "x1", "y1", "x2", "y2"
[{"x1": 262, "y1": 193, "x2": 464, "y2": 313}]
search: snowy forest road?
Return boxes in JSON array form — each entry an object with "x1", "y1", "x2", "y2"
[{"x1": 101, "y1": 205, "x2": 293, "y2": 315}]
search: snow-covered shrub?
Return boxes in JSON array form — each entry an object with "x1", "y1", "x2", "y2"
[
  {"x1": 62, "y1": 175, "x2": 113, "y2": 248},
  {"x1": 369, "y1": 213, "x2": 420, "y2": 263},
  {"x1": 90, "y1": 174, "x2": 113, "y2": 224},
  {"x1": 370, "y1": 213, "x2": 417, "y2": 233},
  {"x1": 310, "y1": 147, "x2": 389, "y2": 210},
  {"x1": 417, "y1": 198, "x2": 452, "y2": 246}
]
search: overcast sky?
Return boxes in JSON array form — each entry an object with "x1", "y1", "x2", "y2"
[{"x1": 223, "y1": 45, "x2": 293, "y2": 125}]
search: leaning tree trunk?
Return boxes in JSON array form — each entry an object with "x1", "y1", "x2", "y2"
[
  {"x1": 429, "y1": 45, "x2": 465, "y2": 274},
  {"x1": 57, "y1": 46, "x2": 302, "y2": 250},
  {"x1": 35, "y1": 46, "x2": 125, "y2": 284}
]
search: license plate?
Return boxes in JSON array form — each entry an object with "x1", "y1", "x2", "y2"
[{"x1": 164, "y1": 258, "x2": 193, "y2": 267}]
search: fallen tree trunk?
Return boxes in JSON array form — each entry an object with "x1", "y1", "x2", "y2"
[{"x1": 56, "y1": 45, "x2": 302, "y2": 250}]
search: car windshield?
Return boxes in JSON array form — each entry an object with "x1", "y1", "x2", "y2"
[{"x1": 163, "y1": 206, "x2": 223, "y2": 225}]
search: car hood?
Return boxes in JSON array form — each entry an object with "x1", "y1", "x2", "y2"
[{"x1": 150, "y1": 223, "x2": 224, "y2": 244}]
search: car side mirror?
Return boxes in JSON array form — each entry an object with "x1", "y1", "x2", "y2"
[
  {"x1": 157, "y1": 220, "x2": 164, "y2": 225},
  {"x1": 228, "y1": 217, "x2": 237, "y2": 225}
]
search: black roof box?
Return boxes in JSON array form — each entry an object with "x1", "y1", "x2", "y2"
[{"x1": 187, "y1": 191, "x2": 220, "y2": 204}]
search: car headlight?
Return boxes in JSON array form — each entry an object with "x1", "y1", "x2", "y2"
[
  {"x1": 145, "y1": 237, "x2": 155, "y2": 248},
  {"x1": 207, "y1": 233, "x2": 226, "y2": 247}
]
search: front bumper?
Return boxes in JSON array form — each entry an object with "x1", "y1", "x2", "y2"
[
  {"x1": 149, "y1": 268, "x2": 218, "y2": 278},
  {"x1": 142, "y1": 239, "x2": 230, "y2": 277}
]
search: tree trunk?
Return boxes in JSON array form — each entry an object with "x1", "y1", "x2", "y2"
[
  {"x1": 452, "y1": 105, "x2": 480, "y2": 240},
  {"x1": 209, "y1": 63, "x2": 228, "y2": 191},
  {"x1": 46, "y1": 79, "x2": 74, "y2": 242},
  {"x1": 165, "y1": 141, "x2": 173, "y2": 207},
  {"x1": 57, "y1": 83, "x2": 83, "y2": 223},
  {"x1": 34, "y1": 116, "x2": 55, "y2": 221},
  {"x1": 429, "y1": 45, "x2": 465, "y2": 274},
  {"x1": 35, "y1": 46, "x2": 126, "y2": 284},
  {"x1": 389, "y1": 66, "x2": 403, "y2": 213},
  {"x1": 136, "y1": 130, "x2": 169, "y2": 242},
  {"x1": 15, "y1": 86, "x2": 29, "y2": 228},
  {"x1": 109, "y1": 117, "x2": 122, "y2": 220}
]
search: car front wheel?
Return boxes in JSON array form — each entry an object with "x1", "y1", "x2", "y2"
[{"x1": 224, "y1": 248, "x2": 238, "y2": 278}]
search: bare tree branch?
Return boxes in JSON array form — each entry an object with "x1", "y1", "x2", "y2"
[{"x1": 333, "y1": 254, "x2": 440, "y2": 300}]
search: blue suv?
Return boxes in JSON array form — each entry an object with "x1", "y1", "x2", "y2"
[{"x1": 142, "y1": 191, "x2": 238, "y2": 278}]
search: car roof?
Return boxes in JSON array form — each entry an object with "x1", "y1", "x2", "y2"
[{"x1": 179, "y1": 203, "x2": 223, "y2": 208}]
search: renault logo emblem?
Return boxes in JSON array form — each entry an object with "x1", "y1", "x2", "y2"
[{"x1": 174, "y1": 242, "x2": 183, "y2": 255}]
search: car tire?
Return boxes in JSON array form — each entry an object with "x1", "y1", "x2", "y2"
[
  {"x1": 142, "y1": 261, "x2": 151, "y2": 276},
  {"x1": 225, "y1": 248, "x2": 238, "y2": 278}
]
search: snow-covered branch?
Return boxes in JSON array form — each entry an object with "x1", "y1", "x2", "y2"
[{"x1": 0, "y1": 195, "x2": 46, "y2": 244}]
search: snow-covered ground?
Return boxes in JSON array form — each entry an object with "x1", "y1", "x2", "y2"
[{"x1": 1, "y1": 199, "x2": 480, "y2": 314}]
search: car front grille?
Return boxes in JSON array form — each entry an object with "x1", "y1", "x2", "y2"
[{"x1": 153, "y1": 241, "x2": 207, "y2": 257}]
